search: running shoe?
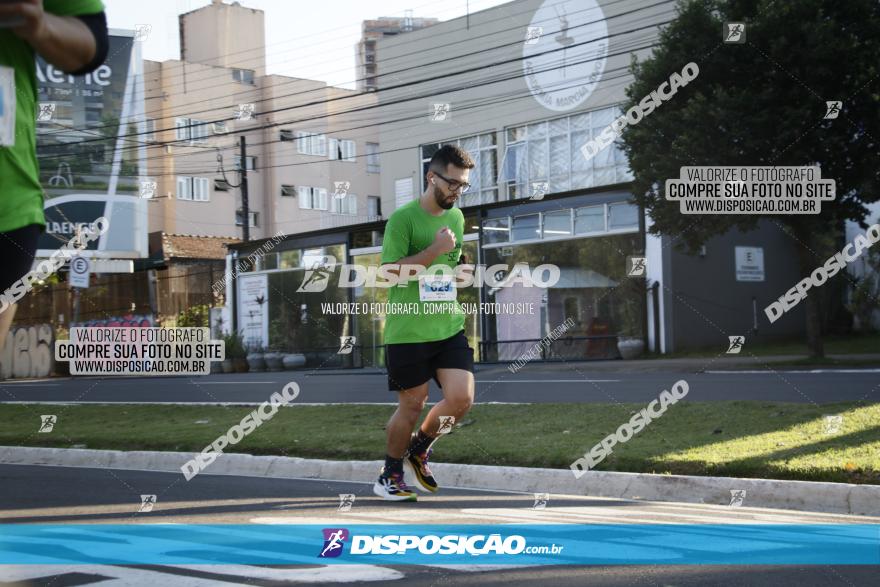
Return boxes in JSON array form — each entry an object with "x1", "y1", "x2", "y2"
[
  {"x1": 373, "y1": 469, "x2": 417, "y2": 501},
  {"x1": 404, "y1": 443, "x2": 438, "y2": 493}
]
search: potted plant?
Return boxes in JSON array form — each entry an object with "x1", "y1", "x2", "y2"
[
  {"x1": 282, "y1": 352, "x2": 306, "y2": 370},
  {"x1": 264, "y1": 347, "x2": 284, "y2": 371},
  {"x1": 246, "y1": 344, "x2": 266, "y2": 372},
  {"x1": 221, "y1": 332, "x2": 247, "y2": 373}
]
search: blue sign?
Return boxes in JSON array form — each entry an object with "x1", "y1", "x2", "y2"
[{"x1": 2, "y1": 524, "x2": 879, "y2": 565}]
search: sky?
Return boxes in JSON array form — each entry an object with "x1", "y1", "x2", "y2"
[{"x1": 103, "y1": 0, "x2": 513, "y2": 89}]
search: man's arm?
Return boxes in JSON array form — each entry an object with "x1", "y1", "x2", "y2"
[
  {"x1": 0, "y1": 1, "x2": 102, "y2": 74},
  {"x1": 381, "y1": 243, "x2": 445, "y2": 277},
  {"x1": 381, "y1": 227, "x2": 457, "y2": 280}
]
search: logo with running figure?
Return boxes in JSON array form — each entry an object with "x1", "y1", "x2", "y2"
[
  {"x1": 824, "y1": 101, "x2": 842, "y2": 119},
  {"x1": 338, "y1": 336, "x2": 356, "y2": 355},
  {"x1": 532, "y1": 493, "x2": 550, "y2": 509},
  {"x1": 37, "y1": 102, "x2": 56, "y2": 122},
  {"x1": 437, "y1": 416, "x2": 456, "y2": 435},
  {"x1": 724, "y1": 22, "x2": 746, "y2": 43},
  {"x1": 338, "y1": 494, "x2": 355, "y2": 512},
  {"x1": 297, "y1": 256, "x2": 336, "y2": 292},
  {"x1": 138, "y1": 495, "x2": 157, "y2": 512},
  {"x1": 627, "y1": 256, "x2": 647, "y2": 277},
  {"x1": 318, "y1": 528, "x2": 349, "y2": 558},
  {"x1": 726, "y1": 336, "x2": 745, "y2": 354},
  {"x1": 38, "y1": 415, "x2": 57, "y2": 433},
  {"x1": 728, "y1": 489, "x2": 746, "y2": 508}
]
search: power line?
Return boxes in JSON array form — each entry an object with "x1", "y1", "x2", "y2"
[
  {"x1": 37, "y1": 12, "x2": 672, "y2": 158},
  {"x1": 38, "y1": 0, "x2": 674, "y2": 143},
  {"x1": 38, "y1": 43, "x2": 654, "y2": 183}
]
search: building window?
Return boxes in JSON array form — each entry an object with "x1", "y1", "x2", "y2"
[
  {"x1": 296, "y1": 186, "x2": 328, "y2": 210},
  {"x1": 394, "y1": 177, "x2": 413, "y2": 209},
  {"x1": 235, "y1": 156, "x2": 257, "y2": 171},
  {"x1": 501, "y1": 105, "x2": 634, "y2": 200},
  {"x1": 296, "y1": 131, "x2": 327, "y2": 156},
  {"x1": 608, "y1": 201, "x2": 639, "y2": 230},
  {"x1": 366, "y1": 142, "x2": 380, "y2": 173},
  {"x1": 332, "y1": 194, "x2": 357, "y2": 215},
  {"x1": 482, "y1": 217, "x2": 510, "y2": 244},
  {"x1": 543, "y1": 209, "x2": 572, "y2": 237},
  {"x1": 144, "y1": 118, "x2": 155, "y2": 142},
  {"x1": 176, "y1": 176, "x2": 210, "y2": 201},
  {"x1": 281, "y1": 184, "x2": 297, "y2": 197},
  {"x1": 341, "y1": 139, "x2": 356, "y2": 162},
  {"x1": 193, "y1": 177, "x2": 210, "y2": 201},
  {"x1": 483, "y1": 201, "x2": 639, "y2": 246},
  {"x1": 232, "y1": 68, "x2": 254, "y2": 85},
  {"x1": 367, "y1": 195, "x2": 382, "y2": 218},
  {"x1": 575, "y1": 205, "x2": 605, "y2": 234},
  {"x1": 420, "y1": 132, "x2": 497, "y2": 207},
  {"x1": 280, "y1": 129, "x2": 295, "y2": 142},
  {"x1": 214, "y1": 179, "x2": 231, "y2": 192},
  {"x1": 236, "y1": 209, "x2": 259, "y2": 227},
  {"x1": 175, "y1": 117, "x2": 208, "y2": 143},
  {"x1": 512, "y1": 214, "x2": 540, "y2": 241},
  {"x1": 176, "y1": 176, "x2": 191, "y2": 200}
]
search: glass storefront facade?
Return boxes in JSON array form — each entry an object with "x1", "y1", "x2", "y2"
[
  {"x1": 479, "y1": 198, "x2": 645, "y2": 362},
  {"x1": 234, "y1": 102, "x2": 646, "y2": 366}
]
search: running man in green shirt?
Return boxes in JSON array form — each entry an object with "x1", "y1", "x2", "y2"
[
  {"x1": 0, "y1": 0, "x2": 108, "y2": 353},
  {"x1": 374, "y1": 145, "x2": 476, "y2": 501}
]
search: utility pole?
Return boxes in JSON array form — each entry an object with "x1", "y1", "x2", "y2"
[{"x1": 239, "y1": 135, "x2": 250, "y2": 242}]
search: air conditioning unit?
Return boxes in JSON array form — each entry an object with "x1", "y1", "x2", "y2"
[
  {"x1": 280, "y1": 129, "x2": 295, "y2": 142},
  {"x1": 214, "y1": 179, "x2": 231, "y2": 191},
  {"x1": 281, "y1": 184, "x2": 296, "y2": 197},
  {"x1": 212, "y1": 121, "x2": 228, "y2": 134}
]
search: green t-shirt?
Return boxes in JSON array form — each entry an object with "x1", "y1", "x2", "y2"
[
  {"x1": 380, "y1": 199, "x2": 466, "y2": 344},
  {"x1": 0, "y1": 0, "x2": 105, "y2": 233}
]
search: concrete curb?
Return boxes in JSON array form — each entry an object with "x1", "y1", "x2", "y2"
[{"x1": 1, "y1": 446, "x2": 878, "y2": 516}]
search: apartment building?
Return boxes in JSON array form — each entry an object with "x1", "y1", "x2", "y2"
[
  {"x1": 143, "y1": 0, "x2": 381, "y2": 241},
  {"x1": 355, "y1": 14, "x2": 439, "y2": 91}
]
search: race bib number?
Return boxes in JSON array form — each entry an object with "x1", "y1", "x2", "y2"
[
  {"x1": 419, "y1": 274, "x2": 456, "y2": 301},
  {"x1": 0, "y1": 66, "x2": 15, "y2": 147}
]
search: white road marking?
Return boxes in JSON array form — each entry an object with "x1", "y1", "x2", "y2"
[
  {"x1": 170, "y1": 564, "x2": 403, "y2": 582},
  {"x1": 476, "y1": 379, "x2": 620, "y2": 383},
  {"x1": 705, "y1": 369, "x2": 880, "y2": 374}
]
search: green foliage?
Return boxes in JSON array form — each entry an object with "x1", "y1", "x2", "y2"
[
  {"x1": 621, "y1": 0, "x2": 880, "y2": 250},
  {"x1": 177, "y1": 304, "x2": 211, "y2": 327},
  {"x1": 620, "y1": 0, "x2": 880, "y2": 355},
  {"x1": 221, "y1": 331, "x2": 247, "y2": 359}
]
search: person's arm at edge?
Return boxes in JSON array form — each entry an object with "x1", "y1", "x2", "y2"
[{"x1": 0, "y1": 1, "x2": 105, "y2": 74}]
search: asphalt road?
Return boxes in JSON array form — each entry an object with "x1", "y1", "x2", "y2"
[
  {"x1": 1, "y1": 464, "x2": 879, "y2": 586},
  {"x1": 2, "y1": 365, "x2": 879, "y2": 405}
]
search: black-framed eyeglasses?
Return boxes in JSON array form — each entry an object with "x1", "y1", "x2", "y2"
[{"x1": 434, "y1": 172, "x2": 471, "y2": 193}]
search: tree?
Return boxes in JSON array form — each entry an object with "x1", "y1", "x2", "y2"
[{"x1": 620, "y1": 0, "x2": 880, "y2": 357}]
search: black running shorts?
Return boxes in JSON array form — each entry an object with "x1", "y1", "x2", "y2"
[
  {"x1": 385, "y1": 329, "x2": 474, "y2": 392},
  {"x1": 0, "y1": 224, "x2": 41, "y2": 293}
]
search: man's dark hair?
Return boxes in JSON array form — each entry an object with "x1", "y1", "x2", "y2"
[{"x1": 428, "y1": 144, "x2": 475, "y2": 174}]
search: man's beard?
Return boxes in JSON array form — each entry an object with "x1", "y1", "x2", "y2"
[{"x1": 435, "y1": 190, "x2": 456, "y2": 210}]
